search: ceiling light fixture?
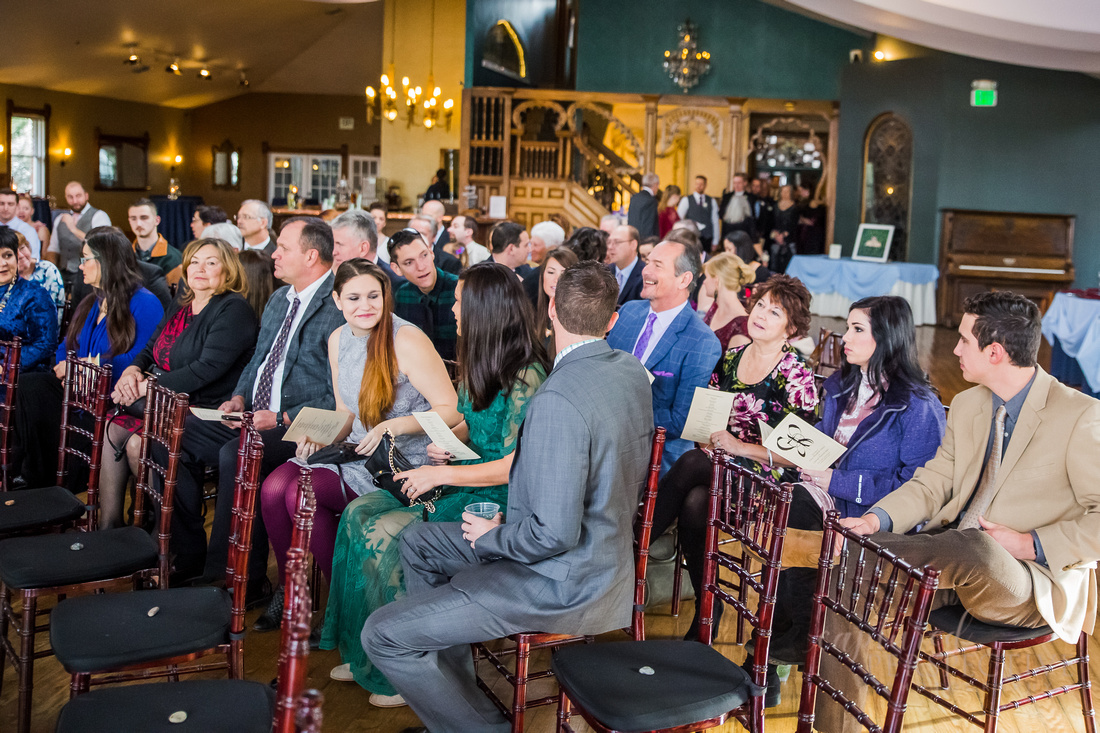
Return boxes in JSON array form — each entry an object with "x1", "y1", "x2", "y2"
[
  {"x1": 198, "y1": 67, "x2": 212, "y2": 80},
  {"x1": 166, "y1": 59, "x2": 181, "y2": 75},
  {"x1": 126, "y1": 53, "x2": 140, "y2": 65},
  {"x1": 663, "y1": 20, "x2": 711, "y2": 92},
  {"x1": 238, "y1": 70, "x2": 250, "y2": 88}
]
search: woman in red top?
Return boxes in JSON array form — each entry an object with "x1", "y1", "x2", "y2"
[{"x1": 657, "y1": 185, "x2": 682, "y2": 238}]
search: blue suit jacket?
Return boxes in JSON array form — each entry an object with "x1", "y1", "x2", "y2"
[{"x1": 607, "y1": 299, "x2": 722, "y2": 472}]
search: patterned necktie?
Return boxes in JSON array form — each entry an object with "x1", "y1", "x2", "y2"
[
  {"x1": 253, "y1": 296, "x2": 301, "y2": 411},
  {"x1": 616, "y1": 268, "x2": 625, "y2": 290},
  {"x1": 959, "y1": 404, "x2": 1008, "y2": 530},
  {"x1": 632, "y1": 312, "x2": 658, "y2": 361}
]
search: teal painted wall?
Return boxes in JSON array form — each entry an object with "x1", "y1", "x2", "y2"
[
  {"x1": 575, "y1": 0, "x2": 872, "y2": 99},
  {"x1": 835, "y1": 55, "x2": 1100, "y2": 286}
]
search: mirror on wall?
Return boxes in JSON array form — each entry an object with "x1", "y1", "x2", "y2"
[
  {"x1": 95, "y1": 129, "x2": 149, "y2": 191},
  {"x1": 212, "y1": 139, "x2": 240, "y2": 190}
]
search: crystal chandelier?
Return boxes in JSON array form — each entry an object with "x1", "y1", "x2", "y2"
[
  {"x1": 365, "y1": 0, "x2": 454, "y2": 130},
  {"x1": 663, "y1": 20, "x2": 711, "y2": 93}
]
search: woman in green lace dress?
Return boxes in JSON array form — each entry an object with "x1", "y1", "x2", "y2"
[{"x1": 321, "y1": 262, "x2": 551, "y2": 704}]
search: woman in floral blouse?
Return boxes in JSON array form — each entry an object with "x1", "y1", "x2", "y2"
[{"x1": 650, "y1": 274, "x2": 817, "y2": 643}]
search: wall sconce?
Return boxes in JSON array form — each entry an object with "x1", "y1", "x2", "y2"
[
  {"x1": 873, "y1": 50, "x2": 887, "y2": 61},
  {"x1": 60, "y1": 148, "x2": 72, "y2": 167},
  {"x1": 174, "y1": 155, "x2": 183, "y2": 165}
]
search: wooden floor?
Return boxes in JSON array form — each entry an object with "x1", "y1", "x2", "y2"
[{"x1": 3, "y1": 319, "x2": 1087, "y2": 733}]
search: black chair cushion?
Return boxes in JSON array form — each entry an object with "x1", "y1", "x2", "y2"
[
  {"x1": 0, "y1": 486, "x2": 85, "y2": 534},
  {"x1": 51, "y1": 586, "x2": 233, "y2": 673},
  {"x1": 0, "y1": 525, "x2": 156, "y2": 588},
  {"x1": 930, "y1": 604, "x2": 1053, "y2": 645},
  {"x1": 55, "y1": 679, "x2": 275, "y2": 733},
  {"x1": 551, "y1": 640, "x2": 751, "y2": 732}
]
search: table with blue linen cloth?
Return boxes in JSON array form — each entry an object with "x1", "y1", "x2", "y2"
[
  {"x1": 150, "y1": 195, "x2": 203, "y2": 250},
  {"x1": 1042, "y1": 291, "x2": 1100, "y2": 397},
  {"x1": 785, "y1": 255, "x2": 940, "y2": 326}
]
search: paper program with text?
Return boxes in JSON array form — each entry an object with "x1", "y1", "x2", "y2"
[
  {"x1": 680, "y1": 388, "x2": 736, "y2": 444},
  {"x1": 282, "y1": 408, "x2": 354, "y2": 446},
  {"x1": 762, "y1": 412, "x2": 846, "y2": 470}
]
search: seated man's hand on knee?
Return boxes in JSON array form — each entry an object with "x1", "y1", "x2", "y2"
[{"x1": 977, "y1": 517, "x2": 1036, "y2": 561}]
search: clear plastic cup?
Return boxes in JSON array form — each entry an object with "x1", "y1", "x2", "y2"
[{"x1": 464, "y1": 502, "x2": 500, "y2": 519}]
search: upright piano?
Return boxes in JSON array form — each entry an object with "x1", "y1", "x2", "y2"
[{"x1": 937, "y1": 209, "x2": 1075, "y2": 328}]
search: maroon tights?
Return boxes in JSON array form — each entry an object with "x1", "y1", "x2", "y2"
[{"x1": 260, "y1": 462, "x2": 354, "y2": 585}]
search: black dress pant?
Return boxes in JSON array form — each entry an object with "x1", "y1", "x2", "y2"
[
  {"x1": 770, "y1": 484, "x2": 826, "y2": 660},
  {"x1": 167, "y1": 413, "x2": 295, "y2": 591},
  {"x1": 14, "y1": 371, "x2": 68, "y2": 488},
  {"x1": 651, "y1": 449, "x2": 715, "y2": 620}
]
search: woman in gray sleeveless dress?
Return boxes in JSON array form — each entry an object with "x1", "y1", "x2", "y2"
[{"x1": 256, "y1": 259, "x2": 461, "y2": 628}]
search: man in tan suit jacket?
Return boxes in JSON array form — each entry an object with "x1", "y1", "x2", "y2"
[{"x1": 806, "y1": 291, "x2": 1100, "y2": 732}]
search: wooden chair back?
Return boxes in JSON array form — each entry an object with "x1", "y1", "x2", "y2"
[
  {"x1": 273, "y1": 554, "x2": 314, "y2": 733},
  {"x1": 293, "y1": 689, "x2": 324, "y2": 733},
  {"x1": 692, "y1": 451, "x2": 794, "y2": 733},
  {"x1": 0, "y1": 337, "x2": 20, "y2": 491},
  {"x1": 130, "y1": 378, "x2": 189, "y2": 585},
  {"x1": 796, "y1": 511, "x2": 940, "y2": 733},
  {"x1": 814, "y1": 328, "x2": 844, "y2": 376},
  {"x1": 289, "y1": 466, "x2": 317, "y2": 560},
  {"x1": 57, "y1": 352, "x2": 113, "y2": 530},
  {"x1": 224, "y1": 414, "x2": 264, "y2": 640},
  {"x1": 630, "y1": 427, "x2": 665, "y2": 640}
]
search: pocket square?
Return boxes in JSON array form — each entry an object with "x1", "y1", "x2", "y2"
[{"x1": 652, "y1": 370, "x2": 674, "y2": 377}]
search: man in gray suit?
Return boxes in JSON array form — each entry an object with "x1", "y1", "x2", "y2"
[{"x1": 363, "y1": 261, "x2": 655, "y2": 733}]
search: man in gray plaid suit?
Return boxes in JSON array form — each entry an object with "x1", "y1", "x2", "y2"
[
  {"x1": 363, "y1": 261, "x2": 655, "y2": 733},
  {"x1": 169, "y1": 217, "x2": 344, "y2": 608}
]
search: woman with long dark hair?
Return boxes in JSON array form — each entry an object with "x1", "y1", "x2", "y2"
[
  {"x1": 255, "y1": 258, "x2": 459, "y2": 629},
  {"x1": 562, "y1": 226, "x2": 608, "y2": 263},
  {"x1": 535, "y1": 246, "x2": 578, "y2": 349},
  {"x1": 238, "y1": 249, "x2": 275, "y2": 320},
  {"x1": 14, "y1": 226, "x2": 163, "y2": 487},
  {"x1": 321, "y1": 261, "x2": 549, "y2": 706},
  {"x1": 765, "y1": 295, "x2": 946, "y2": 673}
]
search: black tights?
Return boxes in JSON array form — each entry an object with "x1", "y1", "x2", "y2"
[{"x1": 652, "y1": 449, "x2": 716, "y2": 616}]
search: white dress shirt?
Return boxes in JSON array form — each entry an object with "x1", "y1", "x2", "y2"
[
  {"x1": 632, "y1": 300, "x2": 689, "y2": 366},
  {"x1": 244, "y1": 236, "x2": 271, "y2": 253},
  {"x1": 1, "y1": 217, "x2": 41, "y2": 259},
  {"x1": 251, "y1": 273, "x2": 329, "y2": 414},
  {"x1": 615, "y1": 256, "x2": 639, "y2": 290},
  {"x1": 465, "y1": 241, "x2": 492, "y2": 265},
  {"x1": 47, "y1": 208, "x2": 111, "y2": 256},
  {"x1": 377, "y1": 234, "x2": 391, "y2": 263}
]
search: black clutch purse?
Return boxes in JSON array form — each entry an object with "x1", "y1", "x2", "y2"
[{"x1": 307, "y1": 429, "x2": 439, "y2": 512}]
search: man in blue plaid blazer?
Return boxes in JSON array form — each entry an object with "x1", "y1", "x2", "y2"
[{"x1": 607, "y1": 240, "x2": 722, "y2": 473}]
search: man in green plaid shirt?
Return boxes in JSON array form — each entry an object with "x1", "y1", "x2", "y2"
[{"x1": 389, "y1": 229, "x2": 459, "y2": 361}]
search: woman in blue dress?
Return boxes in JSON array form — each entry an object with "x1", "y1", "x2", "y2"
[{"x1": 322, "y1": 261, "x2": 550, "y2": 707}]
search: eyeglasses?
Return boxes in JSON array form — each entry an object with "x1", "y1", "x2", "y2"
[
  {"x1": 236, "y1": 214, "x2": 259, "y2": 222},
  {"x1": 80, "y1": 255, "x2": 98, "y2": 265}
]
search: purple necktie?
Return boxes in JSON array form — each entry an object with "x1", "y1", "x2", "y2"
[{"x1": 633, "y1": 312, "x2": 658, "y2": 361}]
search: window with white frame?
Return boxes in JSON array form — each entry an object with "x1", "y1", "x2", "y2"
[
  {"x1": 349, "y1": 155, "x2": 381, "y2": 201},
  {"x1": 267, "y1": 153, "x2": 342, "y2": 205},
  {"x1": 10, "y1": 114, "x2": 46, "y2": 196}
]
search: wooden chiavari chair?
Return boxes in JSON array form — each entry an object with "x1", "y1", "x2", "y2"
[
  {"x1": 912, "y1": 601, "x2": 1095, "y2": 733},
  {"x1": 50, "y1": 413, "x2": 263, "y2": 695},
  {"x1": 472, "y1": 428, "x2": 666, "y2": 732},
  {"x1": 0, "y1": 349, "x2": 109, "y2": 539},
  {"x1": 796, "y1": 511, "x2": 940, "y2": 733},
  {"x1": 54, "y1": 554, "x2": 323, "y2": 733},
  {"x1": 551, "y1": 450, "x2": 792, "y2": 733}
]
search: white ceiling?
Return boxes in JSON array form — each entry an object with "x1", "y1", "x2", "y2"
[
  {"x1": 778, "y1": 0, "x2": 1100, "y2": 73},
  {"x1": 1, "y1": 0, "x2": 384, "y2": 109},
  {"x1": 3, "y1": 0, "x2": 1097, "y2": 111}
]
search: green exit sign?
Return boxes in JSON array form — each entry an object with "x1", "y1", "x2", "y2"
[
  {"x1": 971, "y1": 80, "x2": 998, "y2": 107},
  {"x1": 971, "y1": 89, "x2": 997, "y2": 106}
]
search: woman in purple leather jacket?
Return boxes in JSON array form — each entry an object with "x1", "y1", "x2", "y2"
[{"x1": 761, "y1": 295, "x2": 946, "y2": 704}]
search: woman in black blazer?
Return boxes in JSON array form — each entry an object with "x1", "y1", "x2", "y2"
[{"x1": 99, "y1": 237, "x2": 260, "y2": 528}]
